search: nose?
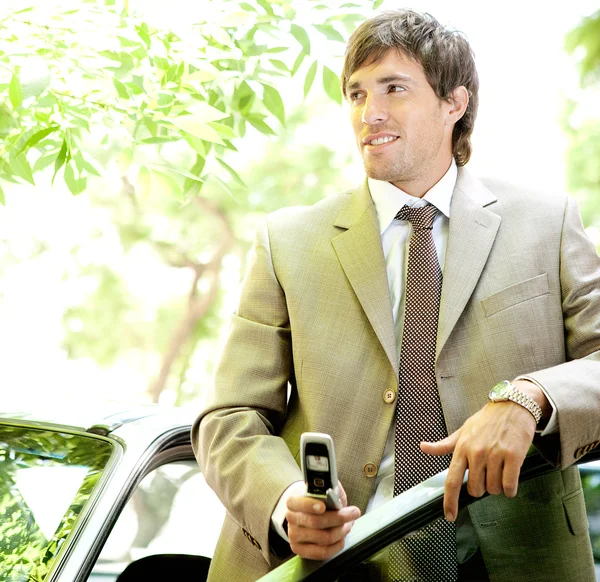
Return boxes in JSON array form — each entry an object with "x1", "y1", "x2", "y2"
[{"x1": 361, "y1": 93, "x2": 388, "y2": 125}]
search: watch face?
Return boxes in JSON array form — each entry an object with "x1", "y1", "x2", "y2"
[{"x1": 490, "y1": 380, "x2": 511, "y2": 400}]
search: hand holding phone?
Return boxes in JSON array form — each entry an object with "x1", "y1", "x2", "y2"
[{"x1": 300, "y1": 432, "x2": 343, "y2": 510}]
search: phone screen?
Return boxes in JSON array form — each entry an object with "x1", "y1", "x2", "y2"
[
  {"x1": 305, "y1": 443, "x2": 333, "y2": 495},
  {"x1": 306, "y1": 454, "x2": 329, "y2": 472}
]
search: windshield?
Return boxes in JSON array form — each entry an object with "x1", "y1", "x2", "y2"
[{"x1": 0, "y1": 425, "x2": 114, "y2": 581}]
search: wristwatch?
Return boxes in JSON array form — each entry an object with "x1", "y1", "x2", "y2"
[{"x1": 488, "y1": 380, "x2": 543, "y2": 424}]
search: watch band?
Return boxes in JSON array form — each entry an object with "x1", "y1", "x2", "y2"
[{"x1": 490, "y1": 380, "x2": 543, "y2": 424}]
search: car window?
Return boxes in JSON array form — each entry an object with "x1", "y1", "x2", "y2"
[
  {"x1": 89, "y1": 460, "x2": 225, "y2": 582},
  {"x1": 332, "y1": 463, "x2": 600, "y2": 582},
  {"x1": 0, "y1": 425, "x2": 114, "y2": 581},
  {"x1": 580, "y1": 461, "x2": 600, "y2": 570}
]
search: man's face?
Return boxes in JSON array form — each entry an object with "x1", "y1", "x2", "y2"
[{"x1": 347, "y1": 49, "x2": 454, "y2": 193}]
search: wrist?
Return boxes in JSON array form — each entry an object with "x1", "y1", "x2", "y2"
[
  {"x1": 512, "y1": 379, "x2": 551, "y2": 423},
  {"x1": 488, "y1": 380, "x2": 543, "y2": 425}
]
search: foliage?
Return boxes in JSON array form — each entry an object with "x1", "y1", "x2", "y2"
[
  {"x1": 564, "y1": 9, "x2": 600, "y2": 226},
  {"x1": 0, "y1": 0, "x2": 376, "y2": 402},
  {"x1": 0, "y1": 0, "x2": 372, "y2": 202},
  {"x1": 0, "y1": 427, "x2": 113, "y2": 580}
]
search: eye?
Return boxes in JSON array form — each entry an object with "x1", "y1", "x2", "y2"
[
  {"x1": 348, "y1": 90, "x2": 366, "y2": 102},
  {"x1": 389, "y1": 85, "x2": 406, "y2": 93}
]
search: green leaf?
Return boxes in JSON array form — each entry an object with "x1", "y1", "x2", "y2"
[
  {"x1": 314, "y1": 24, "x2": 345, "y2": 43},
  {"x1": 165, "y1": 117, "x2": 225, "y2": 144},
  {"x1": 184, "y1": 135, "x2": 207, "y2": 157},
  {"x1": 269, "y1": 59, "x2": 289, "y2": 73},
  {"x1": 373, "y1": 0, "x2": 385, "y2": 8},
  {"x1": 152, "y1": 170, "x2": 182, "y2": 198},
  {"x1": 234, "y1": 82, "x2": 256, "y2": 113},
  {"x1": 136, "y1": 165, "x2": 151, "y2": 199},
  {"x1": 207, "y1": 122, "x2": 237, "y2": 139},
  {"x1": 291, "y1": 52, "x2": 306, "y2": 77},
  {"x1": 136, "y1": 24, "x2": 151, "y2": 48},
  {"x1": 74, "y1": 151, "x2": 102, "y2": 177},
  {"x1": 9, "y1": 71, "x2": 23, "y2": 109},
  {"x1": 150, "y1": 163, "x2": 204, "y2": 183},
  {"x1": 53, "y1": 139, "x2": 69, "y2": 183},
  {"x1": 114, "y1": 79, "x2": 130, "y2": 99},
  {"x1": 247, "y1": 115, "x2": 275, "y2": 136},
  {"x1": 216, "y1": 157, "x2": 247, "y2": 189},
  {"x1": 261, "y1": 84, "x2": 285, "y2": 125},
  {"x1": 304, "y1": 61, "x2": 318, "y2": 99},
  {"x1": 64, "y1": 163, "x2": 87, "y2": 195},
  {"x1": 322, "y1": 65, "x2": 342, "y2": 104},
  {"x1": 185, "y1": 102, "x2": 229, "y2": 122},
  {"x1": 33, "y1": 152, "x2": 57, "y2": 173},
  {"x1": 291, "y1": 24, "x2": 311, "y2": 54},
  {"x1": 0, "y1": 182, "x2": 5, "y2": 205},
  {"x1": 10, "y1": 155, "x2": 35, "y2": 185},
  {"x1": 16, "y1": 125, "x2": 60, "y2": 156},
  {"x1": 256, "y1": 0, "x2": 274, "y2": 15},
  {"x1": 209, "y1": 174, "x2": 239, "y2": 202},
  {"x1": 140, "y1": 136, "x2": 181, "y2": 144}
]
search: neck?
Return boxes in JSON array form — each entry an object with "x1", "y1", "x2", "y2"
[{"x1": 391, "y1": 157, "x2": 453, "y2": 198}]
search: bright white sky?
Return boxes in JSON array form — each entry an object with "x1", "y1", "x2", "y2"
[{"x1": 0, "y1": 0, "x2": 597, "y2": 405}]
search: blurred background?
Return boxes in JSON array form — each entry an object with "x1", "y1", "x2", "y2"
[{"x1": 0, "y1": 0, "x2": 598, "y2": 411}]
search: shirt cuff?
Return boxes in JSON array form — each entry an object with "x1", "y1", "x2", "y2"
[
  {"x1": 514, "y1": 375, "x2": 558, "y2": 435},
  {"x1": 271, "y1": 480, "x2": 306, "y2": 542}
]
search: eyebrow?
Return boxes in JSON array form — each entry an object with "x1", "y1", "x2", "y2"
[{"x1": 346, "y1": 74, "x2": 415, "y2": 92}]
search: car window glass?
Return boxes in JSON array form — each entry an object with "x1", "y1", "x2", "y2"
[
  {"x1": 0, "y1": 426, "x2": 113, "y2": 581},
  {"x1": 89, "y1": 460, "x2": 225, "y2": 582}
]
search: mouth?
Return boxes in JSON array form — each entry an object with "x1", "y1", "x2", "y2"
[{"x1": 363, "y1": 135, "x2": 399, "y2": 150}]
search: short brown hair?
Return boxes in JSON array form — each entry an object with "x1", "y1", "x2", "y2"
[{"x1": 341, "y1": 9, "x2": 479, "y2": 166}]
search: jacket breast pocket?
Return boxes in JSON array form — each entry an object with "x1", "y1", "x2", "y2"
[{"x1": 481, "y1": 273, "x2": 549, "y2": 318}]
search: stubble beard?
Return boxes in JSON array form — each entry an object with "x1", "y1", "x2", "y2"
[{"x1": 362, "y1": 148, "x2": 415, "y2": 184}]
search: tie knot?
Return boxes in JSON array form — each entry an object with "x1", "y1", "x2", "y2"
[{"x1": 394, "y1": 204, "x2": 438, "y2": 230}]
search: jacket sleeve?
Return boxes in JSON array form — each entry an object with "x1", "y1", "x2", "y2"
[
  {"x1": 530, "y1": 196, "x2": 600, "y2": 468},
  {"x1": 191, "y1": 218, "x2": 303, "y2": 565}
]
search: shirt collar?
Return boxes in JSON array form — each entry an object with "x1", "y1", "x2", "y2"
[{"x1": 368, "y1": 158, "x2": 457, "y2": 235}]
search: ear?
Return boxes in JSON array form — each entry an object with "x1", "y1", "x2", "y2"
[{"x1": 445, "y1": 86, "x2": 469, "y2": 126}]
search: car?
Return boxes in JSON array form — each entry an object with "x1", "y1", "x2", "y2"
[
  {"x1": 0, "y1": 401, "x2": 599, "y2": 581},
  {"x1": 0, "y1": 400, "x2": 225, "y2": 582}
]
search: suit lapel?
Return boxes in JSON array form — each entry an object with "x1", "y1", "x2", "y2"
[
  {"x1": 437, "y1": 168, "x2": 501, "y2": 357},
  {"x1": 331, "y1": 181, "x2": 398, "y2": 376}
]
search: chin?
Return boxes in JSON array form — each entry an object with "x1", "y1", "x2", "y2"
[{"x1": 364, "y1": 164, "x2": 402, "y2": 183}]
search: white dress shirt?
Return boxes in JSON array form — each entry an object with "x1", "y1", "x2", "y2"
[{"x1": 272, "y1": 159, "x2": 556, "y2": 536}]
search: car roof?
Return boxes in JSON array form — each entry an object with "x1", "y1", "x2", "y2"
[{"x1": 0, "y1": 397, "x2": 195, "y2": 435}]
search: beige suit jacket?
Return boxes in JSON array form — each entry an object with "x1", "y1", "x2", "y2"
[{"x1": 193, "y1": 167, "x2": 600, "y2": 581}]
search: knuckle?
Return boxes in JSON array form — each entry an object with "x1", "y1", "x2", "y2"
[
  {"x1": 445, "y1": 476, "x2": 461, "y2": 490},
  {"x1": 467, "y1": 484, "x2": 481, "y2": 497}
]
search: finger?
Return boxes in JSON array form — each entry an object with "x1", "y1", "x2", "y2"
[
  {"x1": 502, "y1": 452, "x2": 522, "y2": 498},
  {"x1": 420, "y1": 430, "x2": 459, "y2": 456},
  {"x1": 337, "y1": 482, "x2": 348, "y2": 507},
  {"x1": 289, "y1": 520, "x2": 353, "y2": 546},
  {"x1": 287, "y1": 495, "x2": 326, "y2": 514},
  {"x1": 286, "y1": 506, "x2": 360, "y2": 530},
  {"x1": 444, "y1": 454, "x2": 467, "y2": 523},
  {"x1": 485, "y1": 454, "x2": 504, "y2": 496},
  {"x1": 290, "y1": 538, "x2": 346, "y2": 561},
  {"x1": 465, "y1": 446, "x2": 487, "y2": 498}
]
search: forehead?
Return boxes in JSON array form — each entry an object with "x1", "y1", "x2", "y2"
[{"x1": 347, "y1": 48, "x2": 426, "y2": 87}]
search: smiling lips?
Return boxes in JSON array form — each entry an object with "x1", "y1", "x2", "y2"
[{"x1": 364, "y1": 135, "x2": 399, "y2": 147}]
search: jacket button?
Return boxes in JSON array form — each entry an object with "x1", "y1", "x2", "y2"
[
  {"x1": 364, "y1": 463, "x2": 378, "y2": 478},
  {"x1": 383, "y1": 389, "x2": 396, "y2": 404}
]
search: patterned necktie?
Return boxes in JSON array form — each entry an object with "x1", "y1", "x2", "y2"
[{"x1": 390, "y1": 204, "x2": 457, "y2": 581}]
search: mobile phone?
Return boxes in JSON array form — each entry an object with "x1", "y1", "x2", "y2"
[{"x1": 300, "y1": 432, "x2": 343, "y2": 510}]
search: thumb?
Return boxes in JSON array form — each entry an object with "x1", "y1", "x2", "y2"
[{"x1": 420, "y1": 431, "x2": 459, "y2": 456}]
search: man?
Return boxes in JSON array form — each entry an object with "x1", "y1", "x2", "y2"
[{"x1": 193, "y1": 9, "x2": 600, "y2": 581}]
